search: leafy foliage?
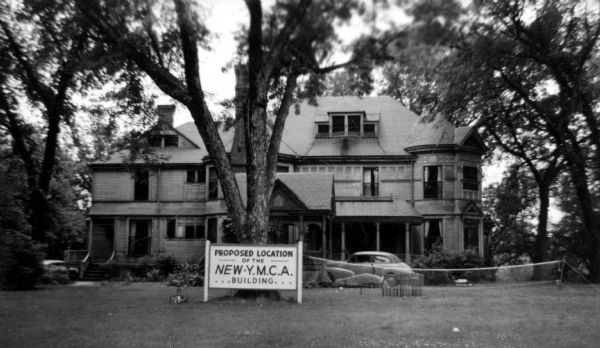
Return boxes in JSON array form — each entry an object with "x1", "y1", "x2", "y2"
[{"x1": 0, "y1": 232, "x2": 45, "y2": 290}]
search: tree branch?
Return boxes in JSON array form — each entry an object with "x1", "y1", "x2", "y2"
[
  {"x1": 173, "y1": 0, "x2": 203, "y2": 97},
  {"x1": 266, "y1": 72, "x2": 298, "y2": 185}
]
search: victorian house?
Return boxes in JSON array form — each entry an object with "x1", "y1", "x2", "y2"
[{"x1": 87, "y1": 96, "x2": 486, "y2": 266}]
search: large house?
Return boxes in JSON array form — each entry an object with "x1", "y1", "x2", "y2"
[{"x1": 87, "y1": 96, "x2": 486, "y2": 266}]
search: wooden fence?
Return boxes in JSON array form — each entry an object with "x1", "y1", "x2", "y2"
[{"x1": 382, "y1": 273, "x2": 424, "y2": 297}]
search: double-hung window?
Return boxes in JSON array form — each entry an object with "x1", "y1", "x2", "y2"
[
  {"x1": 423, "y1": 166, "x2": 442, "y2": 199},
  {"x1": 208, "y1": 167, "x2": 219, "y2": 199},
  {"x1": 362, "y1": 167, "x2": 379, "y2": 196},
  {"x1": 463, "y1": 166, "x2": 479, "y2": 191}
]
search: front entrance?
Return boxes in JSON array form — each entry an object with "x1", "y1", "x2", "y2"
[
  {"x1": 129, "y1": 220, "x2": 151, "y2": 256},
  {"x1": 91, "y1": 219, "x2": 114, "y2": 262}
]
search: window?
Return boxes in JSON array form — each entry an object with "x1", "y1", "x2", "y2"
[
  {"x1": 164, "y1": 135, "x2": 179, "y2": 147},
  {"x1": 208, "y1": 167, "x2": 219, "y2": 199},
  {"x1": 186, "y1": 167, "x2": 206, "y2": 183},
  {"x1": 423, "y1": 166, "x2": 442, "y2": 199},
  {"x1": 134, "y1": 170, "x2": 149, "y2": 201},
  {"x1": 425, "y1": 219, "x2": 442, "y2": 252},
  {"x1": 167, "y1": 218, "x2": 176, "y2": 239},
  {"x1": 363, "y1": 123, "x2": 376, "y2": 135},
  {"x1": 332, "y1": 115, "x2": 345, "y2": 135},
  {"x1": 362, "y1": 167, "x2": 379, "y2": 196},
  {"x1": 372, "y1": 255, "x2": 392, "y2": 264},
  {"x1": 207, "y1": 218, "x2": 218, "y2": 243},
  {"x1": 317, "y1": 124, "x2": 329, "y2": 136},
  {"x1": 318, "y1": 113, "x2": 377, "y2": 137},
  {"x1": 463, "y1": 166, "x2": 479, "y2": 191},
  {"x1": 148, "y1": 134, "x2": 179, "y2": 148},
  {"x1": 169, "y1": 218, "x2": 204, "y2": 239},
  {"x1": 276, "y1": 165, "x2": 290, "y2": 173},
  {"x1": 464, "y1": 219, "x2": 479, "y2": 253},
  {"x1": 148, "y1": 136, "x2": 162, "y2": 147},
  {"x1": 347, "y1": 115, "x2": 361, "y2": 134}
]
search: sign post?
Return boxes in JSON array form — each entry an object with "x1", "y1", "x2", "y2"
[{"x1": 203, "y1": 241, "x2": 303, "y2": 303}]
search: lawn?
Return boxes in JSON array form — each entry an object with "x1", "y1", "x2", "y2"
[{"x1": 1, "y1": 282, "x2": 598, "y2": 347}]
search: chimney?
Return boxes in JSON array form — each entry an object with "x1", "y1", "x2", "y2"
[
  {"x1": 157, "y1": 104, "x2": 176, "y2": 126},
  {"x1": 230, "y1": 65, "x2": 249, "y2": 172}
]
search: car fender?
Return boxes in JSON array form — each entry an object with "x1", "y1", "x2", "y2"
[
  {"x1": 381, "y1": 267, "x2": 413, "y2": 276},
  {"x1": 326, "y1": 267, "x2": 354, "y2": 280}
]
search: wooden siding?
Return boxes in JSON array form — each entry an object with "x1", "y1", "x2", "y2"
[{"x1": 93, "y1": 172, "x2": 134, "y2": 201}]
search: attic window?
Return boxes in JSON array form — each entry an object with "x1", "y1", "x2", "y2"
[
  {"x1": 164, "y1": 135, "x2": 179, "y2": 147},
  {"x1": 148, "y1": 134, "x2": 179, "y2": 148},
  {"x1": 317, "y1": 113, "x2": 376, "y2": 138}
]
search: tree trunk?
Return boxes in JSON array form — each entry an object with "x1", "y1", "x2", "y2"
[
  {"x1": 533, "y1": 183, "x2": 550, "y2": 263},
  {"x1": 29, "y1": 189, "x2": 49, "y2": 242},
  {"x1": 532, "y1": 183, "x2": 550, "y2": 280}
]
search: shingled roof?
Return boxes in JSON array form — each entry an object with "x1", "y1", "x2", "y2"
[
  {"x1": 235, "y1": 173, "x2": 334, "y2": 211},
  {"x1": 93, "y1": 96, "x2": 478, "y2": 166},
  {"x1": 282, "y1": 96, "x2": 419, "y2": 156}
]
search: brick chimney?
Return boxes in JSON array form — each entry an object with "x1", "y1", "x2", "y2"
[
  {"x1": 157, "y1": 104, "x2": 176, "y2": 126},
  {"x1": 230, "y1": 65, "x2": 249, "y2": 173}
]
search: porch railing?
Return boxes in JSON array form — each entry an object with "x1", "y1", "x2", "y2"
[{"x1": 79, "y1": 252, "x2": 90, "y2": 279}]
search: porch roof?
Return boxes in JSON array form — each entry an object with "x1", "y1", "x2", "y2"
[
  {"x1": 235, "y1": 172, "x2": 334, "y2": 212},
  {"x1": 334, "y1": 199, "x2": 423, "y2": 223}
]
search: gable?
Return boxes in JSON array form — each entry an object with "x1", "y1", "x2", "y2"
[
  {"x1": 270, "y1": 182, "x2": 307, "y2": 211},
  {"x1": 459, "y1": 132, "x2": 486, "y2": 152},
  {"x1": 462, "y1": 201, "x2": 483, "y2": 216}
]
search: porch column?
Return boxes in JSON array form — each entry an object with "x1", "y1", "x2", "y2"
[
  {"x1": 88, "y1": 218, "x2": 93, "y2": 254},
  {"x1": 299, "y1": 215, "x2": 304, "y2": 243},
  {"x1": 341, "y1": 222, "x2": 346, "y2": 261},
  {"x1": 328, "y1": 218, "x2": 333, "y2": 259},
  {"x1": 322, "y1": 215, "x2": 327, "y2": 258},
  {"x1": 405, "y1": 222, "x2": 411, "y2": 263},
  {"x1": 375, "y1": 223, "x2": 380, "y2": 251}
]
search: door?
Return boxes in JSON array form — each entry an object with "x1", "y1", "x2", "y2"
[{"x1": 129, "y1": 220, "x2": 151, "y2": 256}]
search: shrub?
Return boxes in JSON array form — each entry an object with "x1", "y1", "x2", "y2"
[
  {"x1": 0, "y1": 232, "x2": 45, "y2": 290},
  {"x1": 168, "y1": 262, "x2": 204, "y2": 287},
  {"x1": 411, "y1": 249, "x2": 492, "y2": 285},
  {"x1": 154, "y1": 254, "x2": 177, "y2": 276}
]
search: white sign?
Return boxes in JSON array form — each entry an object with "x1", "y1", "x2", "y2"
[{"x1": 207, "y1": 243, "x2": 300, "y2": 290}]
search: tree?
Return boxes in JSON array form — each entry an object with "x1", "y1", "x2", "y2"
[
  {"x1": 381, "y1": 0, "x2": 464, "y2": 114},
  {"x1": 438, "y1": 0, "x2": 600, "y2": 281},
  {"x1": 75, "y1": 0, "x2": 382, "y2": 245},
  {"x1": 482, "y1": 165, "x2": 537, "y2": 266}
]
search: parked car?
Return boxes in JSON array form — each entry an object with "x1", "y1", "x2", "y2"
[
  {"x1": 42, "y1": 260, "x2": 79, "y2": 280},
  {"x1": 310, "y1": 251, "x2": 413, "y2": 282}
]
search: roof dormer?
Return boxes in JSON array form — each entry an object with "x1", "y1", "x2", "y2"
[{"x1": 315, "y1": 112, "x2": 378, "y2": 138}]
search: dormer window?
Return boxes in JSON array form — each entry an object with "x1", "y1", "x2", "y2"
[
  {"x1": 316, "y1": 113, "x2": 377, "y2": 138},
  {"x1": 148, "y1": 134, "x2": 179, "y2": 148}
]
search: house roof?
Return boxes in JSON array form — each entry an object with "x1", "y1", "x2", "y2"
[
  {"x1": 335, "y1": 199, "x2": 422, "y2": 222},
  {"x1": 234, "y1": 173, "x2": 334, "y2": 211},
  {"x1": 92, "y1": 96, "x2": 481, "y2": 166},
  {"x1": 282, "y1": 96, "x2": 420, "y2": 156}
]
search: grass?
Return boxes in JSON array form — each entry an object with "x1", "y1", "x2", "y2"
[{"x1": 1, "y1": 282, "x2": 599, "y2": 347}]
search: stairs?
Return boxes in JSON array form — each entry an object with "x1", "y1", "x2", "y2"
[{"x1": 80, "y1": 263, "x2": 105, "y2": 281}]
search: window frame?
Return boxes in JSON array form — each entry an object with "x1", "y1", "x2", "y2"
[
  {"x1": 362, "y1": 167, "x2": 380, "y2": 197},
  {"x1": 423, "y1": 165, "x2": 443, "y2": 199},
  {"x1": 208, "y1": 167, "x2": 219, "y2": 199},
  {"x1": 463, "y1": 166, "x2": 479, "y2": 191},
  {"x1": 463, "y1": 219, "x2": 480, "y2": 253},
  {"x1": 133, "y1": 170, "x2": 150, "y2": 201}
]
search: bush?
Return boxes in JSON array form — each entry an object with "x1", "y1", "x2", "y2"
[
  {"x1": 167, "y1": 262, "x2": 204, "y2": 287},
  {"x1": 0, "y1": 232, "x2": 45, "y2": 290},
  {"x1": 155, "y1": 254, "x2": 177, "y2": 276},
  {"x1": 411, "y1": 249, "x2": 492, "y2": 285},
  {"x1": 135, "y1": 254, "x2": 178, "y2": 281}
]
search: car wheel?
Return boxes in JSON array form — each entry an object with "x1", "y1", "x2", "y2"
[{"x1": 327, "y1": 272, "x2": 335, "y2": 284}]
